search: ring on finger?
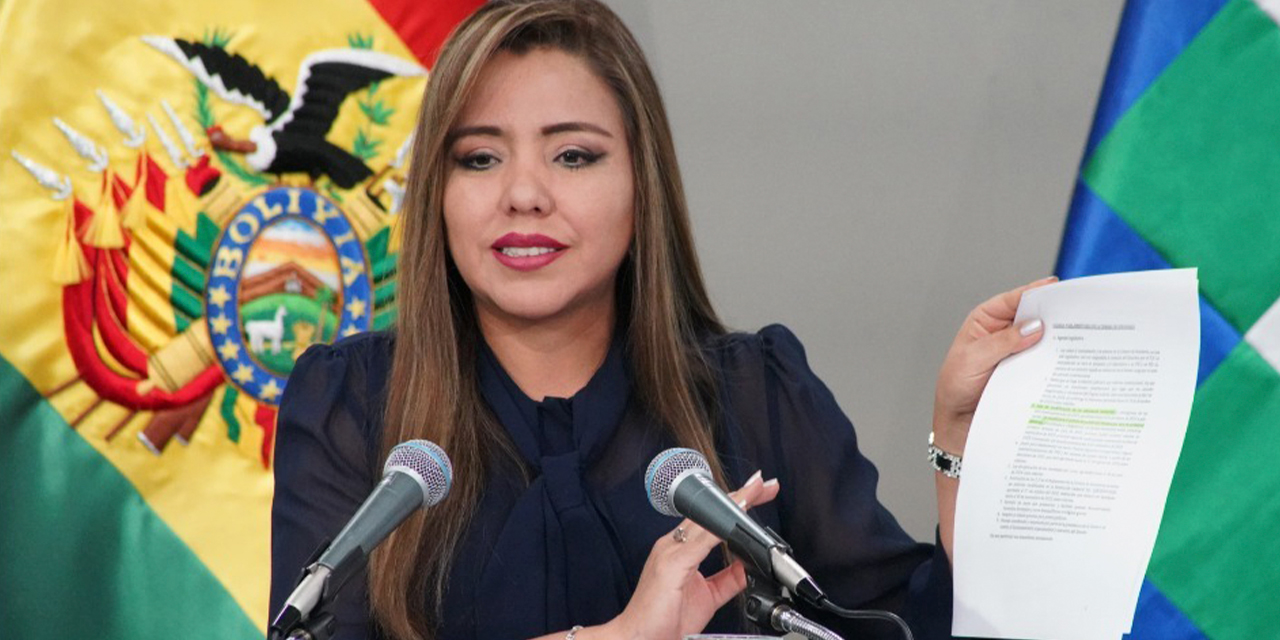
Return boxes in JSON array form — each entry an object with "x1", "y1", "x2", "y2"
[{"x1": 672, "y1": 526, "x2": 688, "y2": 543}]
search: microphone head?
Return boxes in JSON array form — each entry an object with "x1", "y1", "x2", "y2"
[
  {"x1": 384, "y1": 439, "x2": 453, "y2": 507},
  {"x1": 645, "y1": 447, "x2": 711, "y2": 517}
]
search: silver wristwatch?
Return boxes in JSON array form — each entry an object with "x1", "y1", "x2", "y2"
[{"x1": 928, "y1": 432, "x2": 962, "y2": 478}]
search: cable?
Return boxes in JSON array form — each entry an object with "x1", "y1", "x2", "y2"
[
  {"x1": 814, "y1": 598, "x2": 915, "y2": 640},
  {"x1": 774, "y1": 607, "x2": 844, "y2": 640}
]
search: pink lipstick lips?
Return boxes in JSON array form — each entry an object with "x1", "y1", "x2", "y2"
[{"x1": 491, "y1": 232, "x2": 568, "y2": 271}]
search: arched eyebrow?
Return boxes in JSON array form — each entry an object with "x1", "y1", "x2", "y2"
[
  {"x1": 447, "y1": 121, "x2": 614, "y2": 145},
  {"x1": 541, "y1": 122, "x2": 613, "y2": 138}
]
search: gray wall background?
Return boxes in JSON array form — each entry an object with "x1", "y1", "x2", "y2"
[{"x1": 604, "y1": 0, "x2": 1126, "y2": 540}]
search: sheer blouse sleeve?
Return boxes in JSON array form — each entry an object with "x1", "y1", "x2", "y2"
[
  {"x1": 740, "y1": 324, "x2": 954, "y2": 639},
  {"x1": 269, "y1": 334, "x2": 390, "y2": 640}
]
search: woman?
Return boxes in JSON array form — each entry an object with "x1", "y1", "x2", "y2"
[{"x1": 270, "y1": 1, "x2": 1049, "y2": 639}]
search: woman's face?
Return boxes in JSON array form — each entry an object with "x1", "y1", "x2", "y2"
[{"x1": 444, "y1": 48, "x2": 634, "y2": 328}]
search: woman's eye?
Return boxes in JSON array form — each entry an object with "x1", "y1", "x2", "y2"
[
  {"x1": 557, "y1": 149, "x2": 602, "y2": 169},
  {"x1": 456, "y1": 152, "x2": 499, "y2": 171}
]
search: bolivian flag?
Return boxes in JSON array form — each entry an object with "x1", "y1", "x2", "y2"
[
  {"x1": 0, "y1": 1, "x2": 479, "y2": 636},
  {"x1": 1058, "y1": 0, "x2": 1280, "y2": 638}
]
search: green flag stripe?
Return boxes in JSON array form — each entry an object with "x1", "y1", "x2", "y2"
[
  {"x1": 0, "y1": 357, "x2": 261, "y2": 639},
  {"x1": 1147, "y1": 341, "x2": 1280, "y2": 639},
  {"x1": 172, "y1": 257, "x2": 207, "y2": 295},
  {"x1": 171, "y1": 286, "x2": 204, "y2": 321},
  {"x1": 222, "y1": 385, "x2": 242, "y2": 443},
  {"x1": 375, "y1": 281, "x2": 397, "y2": 308},
  {"x1": 1083, "y1": 0, "x2": 1280, "y2": 332}
]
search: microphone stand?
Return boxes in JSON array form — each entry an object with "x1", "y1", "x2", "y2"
[
  {"x1": 268, "y1": 542, "x2": 339, "y2": 640},
  {"x1": 742, "y1": 570, "x2": 844, "y2": 640},
  {"x1": 737, "y1": 526, "x2": 914, "y2": 640},
  {"x1": 271, "y1": 610, "x2": 336, "y2": 640}
]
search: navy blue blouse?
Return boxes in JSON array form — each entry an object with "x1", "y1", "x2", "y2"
[{"x1": 270, "y1": 325, "x2": 953, "y2": 639}]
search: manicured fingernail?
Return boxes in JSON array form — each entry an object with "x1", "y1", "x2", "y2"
[
  {"x1": 748, "y1": 470, "x2": 763, "y2": 485},
  {"x1": 763, "y1": 478, "x2": 779, "y2": 488},
  {"x1": 1019, "y1": 319, "x2": 1043, "y2": 337},
  {"x1": 737, "y1": 499, "x2": 748, "y2": 509}
]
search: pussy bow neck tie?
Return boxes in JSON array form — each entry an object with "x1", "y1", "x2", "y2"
[{"x1": 473, "y1": 342, "x2": 633, "y2": 637}]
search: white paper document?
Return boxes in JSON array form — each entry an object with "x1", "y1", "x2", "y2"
[{"x1": 952, "y1": 269, "x2": 1200, "y2": 640}]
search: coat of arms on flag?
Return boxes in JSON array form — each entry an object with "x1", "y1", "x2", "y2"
[{"x1": 0, "y1": 1, "x2": 480, "y2": 637}]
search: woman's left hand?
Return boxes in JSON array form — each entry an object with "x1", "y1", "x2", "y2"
[
  {"x1": 593, "y1": 472, "x2": 781, "y2": 640},
  {"x1": 932, "y1": 277, "x2": 1055, "y2": 560},
  {"x1": 932, "y1": 276, "x2": 1056, "y2": 457}
]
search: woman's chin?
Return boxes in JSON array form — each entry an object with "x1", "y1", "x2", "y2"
[
  {"x1": 479, "y1": 290, "x2": 612, "y2": 327},
  {"x1": 482, "y1": 296, "x2": 574, "y2": 325}
]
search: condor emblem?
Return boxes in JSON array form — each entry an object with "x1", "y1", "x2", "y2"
[{"x1": 9, "y1": 30, "x2": 419, "y2": 466}]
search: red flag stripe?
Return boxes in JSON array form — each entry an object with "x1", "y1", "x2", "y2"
[
  {"x1": 255, "y1": 404, "x2": 277, "y2": 468},
  {"x1": 94, "y1": 263, "x2": 149, "y2": 375},
  {"x1": 64, "y1": 279, "x2": 225, "y2": 409},
  {"x1": 366, "y1": 0, "x2": 485, "y2": 67}
]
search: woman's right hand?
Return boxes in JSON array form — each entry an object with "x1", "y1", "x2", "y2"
[{"x1": 590, "y1": 471, "x2": 781, "y2": 640}]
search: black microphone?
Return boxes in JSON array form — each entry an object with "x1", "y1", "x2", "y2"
[
  {"x1": 644, "y1": 448, "x2": 827, "y2": 605},
  {"x1": 270, "y1": 439, "x2": 454, "y2": 639}
]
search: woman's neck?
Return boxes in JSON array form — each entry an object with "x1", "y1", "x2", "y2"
[{"x1": 477, "y1": 301, "x2": 616, "y2": 401}]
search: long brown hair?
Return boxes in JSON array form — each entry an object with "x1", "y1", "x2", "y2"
[{"x1": 374, "y1": 1, "x2": 726, "y2": 637}]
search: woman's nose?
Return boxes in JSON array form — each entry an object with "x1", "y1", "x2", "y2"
[{"x1": 501, "y1": 156, "x2": 552, "y2": 216}]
